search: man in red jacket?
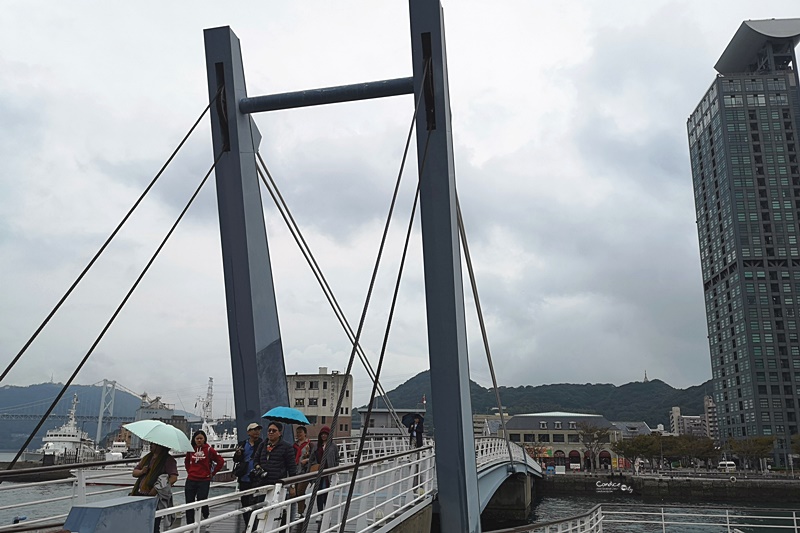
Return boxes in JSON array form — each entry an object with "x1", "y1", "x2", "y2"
[{"x1": 184, "y1": 429, "x2": 225, "y2": 525}]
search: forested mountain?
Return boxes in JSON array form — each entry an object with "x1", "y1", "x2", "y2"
[{"x1": 365, "y1": 371, "x2": 712, "y2": 436}]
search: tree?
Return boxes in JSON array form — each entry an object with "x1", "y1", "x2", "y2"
[
  {"x1": 793, "y1": 434, "x2": 800, "y2": 457},
  {"x1": 577, "y1": 422, "x2": 611, "y2": 471},
  {"x1": 729, "y1": 437, "x2": 773, "y2": 471},
  {"x1": 524, "y1": 442, "x2": 550, "y2": 465},
  {"x1": 612, "y1": 436, "x2": 647, "y2": 472}
]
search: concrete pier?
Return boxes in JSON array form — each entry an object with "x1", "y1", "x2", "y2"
[{"x1": 482, "y1": 473, "x2": 534, "y2": 522}]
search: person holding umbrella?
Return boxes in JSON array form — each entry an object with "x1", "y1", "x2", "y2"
[
  {"x1": 125, "y1": 420, "x2": 190, "y2": 533},
  {"x1": 253, "y1": 421, "x2": 297, "y2": 484},
  {"x1": 131, "y1": 443, "x2": 178, "y2": 533},
  {"x1": 408, "y1": 414, "x2": 424, "y2": 448}
]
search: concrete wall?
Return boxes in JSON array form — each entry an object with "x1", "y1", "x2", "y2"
[
  {"x1": 539, "y1": 473, "x2": 800, "y2": 503},
  {"x1": 483, "y1": 473, "x2": 533, "y2": 522}
]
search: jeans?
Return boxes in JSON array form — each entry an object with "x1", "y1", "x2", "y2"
[{"x1": 184, "y1": 479, "x2": 210, "y2": 524}]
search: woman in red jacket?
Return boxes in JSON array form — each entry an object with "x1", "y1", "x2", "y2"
[{"x1": 184, "y1": 430, "x2": 225, "y2": 525}]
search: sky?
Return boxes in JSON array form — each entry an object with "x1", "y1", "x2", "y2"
[{"x1": 1, "y1": 1, "x2": 799, "y2": 418}]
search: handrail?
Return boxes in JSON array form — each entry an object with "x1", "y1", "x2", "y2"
[{"x1": 490, "y1": 504, "x2": 603, "y2": 533}]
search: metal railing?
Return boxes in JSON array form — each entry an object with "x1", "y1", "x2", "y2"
[
  {"x1": 475, "y1": 437, "x2": 542, "y2": 474},
  {"x1": 0, "y1": 436, "x2": 537, "y2": 532},
  {"x1": 154, "y1": 442, "x2": 436, "y2": 533},
  {"x1": 492, "y1": 504, "x2": 800, "y2": 532}
]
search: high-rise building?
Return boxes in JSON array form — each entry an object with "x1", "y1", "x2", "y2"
[{"x1": 687, "y1": 19, "x2": 800, "y2": 463}]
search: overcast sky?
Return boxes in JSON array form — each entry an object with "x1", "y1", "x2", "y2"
[{"x1": 1, "y1": 1, "x2": 799, "y2": 418}]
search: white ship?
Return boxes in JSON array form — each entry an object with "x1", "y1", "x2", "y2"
[{"x1": 38, "y1": 394, "x2": 102, "y2": 464}]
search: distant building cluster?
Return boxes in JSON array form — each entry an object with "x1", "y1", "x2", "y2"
[{"x1": 668, "y1": 396, "x2": 719, "y2": 442}]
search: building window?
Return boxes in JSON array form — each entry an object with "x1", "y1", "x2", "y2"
[
  {"x1": 309, "y1": 398, "x2": 318, "y2": 407},
  {"x1": 295, "y1": 398, "x2": 305, "y2": 407},
  {"x1": 323, "y1": 382, "x2": 328, "y2": 390},
  {"x1": 540, "y1": 422, "x2": 547, "y2": 429},
  {"x1": 569, "y1": 421, "x2": 577, "y2": 430},
  {"x1": 553, "y1": 434, "x2": 565, "y2": 443},
  {"x1": 524, "y1": 434, "x2": 535, "y2": 442},
  {"x1": 322, "y1": 399, "x2": 327, "y2": 407},
  {"x1": 295, "y1": 381, "x2": 306, "y2": 390},
  {"x1": 568, "y1": 434, "x2": 580, "y2": 443},
  {"x1": 346, "y1": 390, "x2": 350, "y2": 397},
  {"x1": 554, "y1": 421, "x2": 562, "y2": 430},
  {"x1": 309, "y1": 381, "x2": 319, "y2": 390},
  {"x1": 322, "y1": 416, "x2": 326, "y2": 424},
  {"x1": 509, "y1": 434, "x2": 521, "y2": 442},
  {"x1": 538, "y1": 434, "x2": 550, "y2": 442}
]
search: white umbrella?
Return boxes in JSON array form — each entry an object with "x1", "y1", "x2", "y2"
[{"x1": 123, "y1": 420, "x2": 193, "y2": 453}]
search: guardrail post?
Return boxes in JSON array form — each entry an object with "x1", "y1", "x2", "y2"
[{"x1": 73, "y1": 469, "x2": 88, "y2": 505}]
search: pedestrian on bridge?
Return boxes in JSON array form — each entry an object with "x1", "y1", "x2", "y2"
[
  {"x1": 233, "y1": 422, "x2": 263, "y2": 526},
  {"x1": 409, "y1": 414, "x2": 424, "y2": 448},
  {"x1": 310, "y1": 425, "x2": 339, "y2": 512},
  {"x1": 185, "y1": 430, "x2": 225, "y2": 525}
]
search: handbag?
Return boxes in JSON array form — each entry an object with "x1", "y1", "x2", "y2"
[{"x1": 233, "y1": 460, "x2": 249, "y2": 478}]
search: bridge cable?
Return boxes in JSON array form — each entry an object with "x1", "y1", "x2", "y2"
[
  {"x1": 0, "y1": 89, "x2": 222, "y2": 385},
  {"x1": 2, "y1": 150, "x2": 224, "y2": 480},
  {"x1": 337, "y1": 140, "x2": 429, "y2": 533},
  {"x1": 456, "y1": 194, "x2": 516, "y2": 470},
  {"x1": 298, "y1": 60, "x2": 432, "y2": 533},
  {"x1": 254, "y1": 156, "x2": 404, "y2": 431}
]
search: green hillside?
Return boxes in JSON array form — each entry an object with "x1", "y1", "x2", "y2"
[{"x1": 364, "y1": 371, "x2": 711, "y2": 436}]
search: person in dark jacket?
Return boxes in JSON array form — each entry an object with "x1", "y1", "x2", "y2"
[
  {"x1": 409, "y1": 415, "x2": 424, "y2": 447},
  {"x1": 253, "y1": 421, "x2": 297, "y2": 485},
  {"x1": 232, "y1": 422, "x2": 263, "y2": 526}
]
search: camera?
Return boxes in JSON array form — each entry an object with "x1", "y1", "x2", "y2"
[{"x1": 249, "y1": 466, "x2": 269, "y2": 481}]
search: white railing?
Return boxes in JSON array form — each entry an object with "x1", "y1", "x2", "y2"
[
  {"x1": 475, "y1": 437, "x2": 541, "y2": 474},
  {"x1": 0, "y1": 438, "x2": 434, "y2": 533},
  {"x1": 492, "y1": 504, "x2": 800, "y2": 532},
  {"x1": 156, "y1": 442, "x2": 436, "y2": 533}
]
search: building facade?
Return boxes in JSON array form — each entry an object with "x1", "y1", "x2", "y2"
[
  {"x1": 286, "y1": 367, "x2": 353, "y2": 438},
  {"x1": 500, "y1": 412, "x2": 621, "y2": 470},
  {"x1": 669, "y1": 406, "x2": 706, "y2": 437},
  {"x1": 687, "y1": 19, "x2": 800, "y2": 462}
]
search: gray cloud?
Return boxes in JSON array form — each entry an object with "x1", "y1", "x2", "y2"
[{"x1": 1, "y1": 1, "x2": 797, "y2": 415}]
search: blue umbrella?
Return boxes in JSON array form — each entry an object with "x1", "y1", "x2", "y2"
[{"x1": 262, "y1": 406, "x2": 310, "y2": 425}]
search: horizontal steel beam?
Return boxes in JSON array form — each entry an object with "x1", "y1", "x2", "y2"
[{"x1": 239, "y1": 76, "x2": 414, "y2": 114}]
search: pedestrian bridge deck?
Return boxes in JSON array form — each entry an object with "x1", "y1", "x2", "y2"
[{"x1": 0, "y1": 436, "x2": 541, "y2": 533}]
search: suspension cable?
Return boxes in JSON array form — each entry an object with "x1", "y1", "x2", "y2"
[
  {"x1": 457, "y1": 194, "x2": 516, "y2": 468},
  {"x1": 338, "y1": 142, "x2": 429, "y2": 532},
  {"x1": 255, "y1": 156, "x2": 404, "y2": 431},
  {"x1": 2, "y1": 151, "x2": 223, "y2": 479},
  {"x1": 298, "y1": 59, "x2": 431, "y2": 533},
  {"x1": 0, "y1": 90, "x2": 222, "y2": 384}
]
